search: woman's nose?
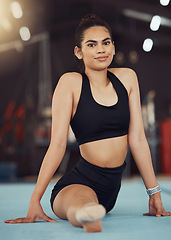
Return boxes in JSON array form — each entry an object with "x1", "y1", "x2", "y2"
[{"x1": 97, "y1": 44, "x2": 105, "y2": 53}]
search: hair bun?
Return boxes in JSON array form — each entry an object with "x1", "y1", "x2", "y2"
[{"x1": 80, "y1": 14, "x2": 101, "y2": 23}]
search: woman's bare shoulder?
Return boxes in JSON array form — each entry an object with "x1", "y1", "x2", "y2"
[
  {"x1": 54, "y1": 72, "x2": 82, "y2": 92},
  {"x1": 108, "y1": 67, "x2": 137, "y2": 79},
  {"x1": 108, "y1": 68, "x2": 138, "y2": 94},
  {"x1": 59, "y1": 72, "x2": 82, "y2": 83}
]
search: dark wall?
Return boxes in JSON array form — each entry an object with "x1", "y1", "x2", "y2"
[{"x1": 136, "y1": 49, "x2": 171, "y2": 121}]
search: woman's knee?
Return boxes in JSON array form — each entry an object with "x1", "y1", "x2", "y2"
[{"x1": 52, "y1": 184, "x2": 98, "y2": 219}]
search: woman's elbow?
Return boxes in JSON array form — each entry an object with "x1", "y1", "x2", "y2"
[
  {"x1": 50, "y1": 135, "x2": 68, "y2": 151},
  {"x1": 128, "y1": 131, "x2": 146, "y2": 149}
]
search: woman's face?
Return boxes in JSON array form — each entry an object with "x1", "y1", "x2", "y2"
[{"x1": 75, "y1": 26, "x2": 115, "y2": 71}]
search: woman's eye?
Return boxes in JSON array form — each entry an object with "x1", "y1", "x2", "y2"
[
  {"x1": 104, "y1": 41, "x2": 111, "y2": 45},
  {"x1": 88, "y1": 43, "x2": 96, "y2": 47}
]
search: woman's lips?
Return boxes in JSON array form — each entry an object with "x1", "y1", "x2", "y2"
[{"x1": 95, "y1": 56, "x2": 108, "y2": 61}]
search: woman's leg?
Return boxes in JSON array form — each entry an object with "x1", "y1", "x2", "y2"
[{"x1": 52, "y1": 184, "x2": 106, "y2": 232}]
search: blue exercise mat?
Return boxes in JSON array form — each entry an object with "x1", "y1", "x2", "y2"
[{"x1": 0, "y1": 178, "x2": 171, "y2": 240}]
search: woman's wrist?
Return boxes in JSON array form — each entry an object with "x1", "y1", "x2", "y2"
[
  {"x1": 146, "y1": 184, "x2": 161, "y2": 196},
  {"x1": 31, "y1": 191, "x2": 42, "y2": 202}
]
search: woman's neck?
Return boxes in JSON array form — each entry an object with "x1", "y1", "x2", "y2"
[{"x1": 84, "y1": 68, "x2": 110, "y2": 88}]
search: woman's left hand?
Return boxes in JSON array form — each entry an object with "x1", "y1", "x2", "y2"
[{"x1": 143, "y1": 192, "x2": 171, "y2": 217}]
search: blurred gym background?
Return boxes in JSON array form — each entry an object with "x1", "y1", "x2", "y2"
[{"x1": 0, "y1": 0, "x2": 171, "y2": 182}]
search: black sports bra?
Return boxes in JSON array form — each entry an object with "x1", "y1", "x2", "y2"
[{"x1": 70, "y1": 70, "x2": 130, "y2": 145}]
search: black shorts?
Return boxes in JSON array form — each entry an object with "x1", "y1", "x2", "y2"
[{"x1": 50, "y1": 155, "x2": 126, "y2": 213}]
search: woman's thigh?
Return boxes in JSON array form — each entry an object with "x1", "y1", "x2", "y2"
[{"x1": 53, "y1": 184, "x2": 99, "y2": 220}]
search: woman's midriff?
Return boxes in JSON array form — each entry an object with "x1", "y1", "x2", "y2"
[{"x1": 79, "y1": 135, "x2": 128, "y2": 168}]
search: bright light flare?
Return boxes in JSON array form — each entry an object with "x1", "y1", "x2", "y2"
[
  {"x1": 143, "y1": 38, "x2": 153, "y2": 52},
  {"x1": 160, "y1": 0, "x2": 170, "y2": 6},
  {"x1": 19, "y1": 26, "x2": 31, "y2": 41},
  {"x1": 0, "y1": 18, "x2": 12, "y2": 32},
  {"x1": 150, "y1": 15, "x2": 161, "y2": 31},
  {"x1": 0, "y1": 2, "x2": 12, "y2": 32},
  {"x1": 10, "y1": 2, "x2": 23, "y2": 19}
]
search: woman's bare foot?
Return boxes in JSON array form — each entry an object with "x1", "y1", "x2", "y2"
[
  {"x1": 83, "y1": 220, "x2": 102, "y2": 233},
  {"x1": 75, "y1": 203, "x2": 106, "y2": 232}
]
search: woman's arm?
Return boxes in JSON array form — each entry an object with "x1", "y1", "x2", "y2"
[
  {"x1": 4, "y1": 73, "x2": 75, "y2": 223},
  {"x1": 127, "y1": 69, "x2": 157, "y2": 189},
  {"x1": 127, "y1": 69, "x2": 171, "y2": 217},
  {"x1": 31, "y1": 73, "x2": 74, "y2": 202}
]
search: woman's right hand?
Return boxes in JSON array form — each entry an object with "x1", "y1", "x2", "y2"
[{"x1": 4, "y1": 198, "x2": 57, "y2": 224}]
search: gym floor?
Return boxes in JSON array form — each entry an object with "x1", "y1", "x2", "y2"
[{"x1": 1, "y1": 177, "x2": 171, "y2": 240}]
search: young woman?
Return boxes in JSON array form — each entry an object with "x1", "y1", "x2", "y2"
[{"x1": 4, "y1": 14, "x2": 171, "y2": 233}]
